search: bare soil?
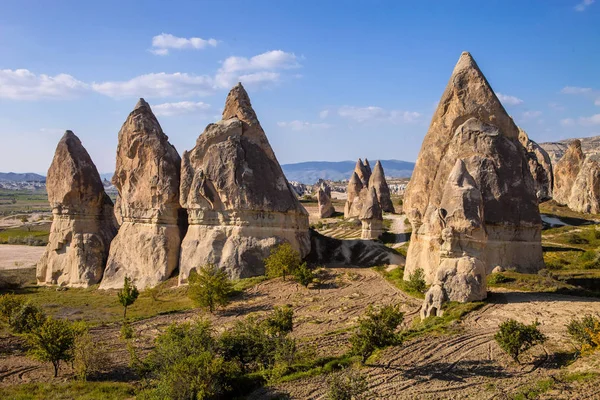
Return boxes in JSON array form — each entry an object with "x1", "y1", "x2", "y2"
[{"x1": 0, "y1": 245, "x2": 44, "y2": 270}]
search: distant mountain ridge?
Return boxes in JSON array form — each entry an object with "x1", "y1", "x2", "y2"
[
  {"x1": 540, "y1": 135, "x2": 600, "y2": 164},
  {"x1": 0, "y1": 172, "x2": 46, "y2": 182},
  {"x1": 1, "y1": 160, "x2": 415, "y2": 186},
  {"x1": 281, "y1": 159, "x2": 415, "y2": 184}
]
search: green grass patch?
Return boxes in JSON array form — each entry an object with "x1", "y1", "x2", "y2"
[
  {"x1": 487, "y1": 270, "x2": 600, "y2": 297},
  {"x1": 373, "y1": 265, "x2": 426, "y2": 299},
  {"x1": 510, "y1": 378, "x2": 555, "y2": 400},
  {"x1": 0, "y1": 381, "x2": 135, "y2": 400},
  {"x1": 0, "y1": 225, "x2": 50, "y2": 246}
]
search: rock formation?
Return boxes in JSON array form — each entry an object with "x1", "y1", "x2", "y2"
[
  {"x1": 518, "y1": 128, "x2": 553, "y2": 202},
  {"x1": 369, "y1": 160, "x2": 395, "y2": 213},
  {"x1": 100, "y1": 99, "x2": 183, "y2": 290},
  {"x1": 568, "y1": 155, "x2": 600, "y2": 214},
  {"x1": 404, "y1": 52, "x2": 544, "y2": 291},
  {"x1": 344, "y1": 171, "x2": 365, "y2": 218},
  {"x1": 360, "y1": 186, "x2": 384, "y2": 239},
  {"x1": 37, "y1": 131, "x2": 117, "y2": 287},
  {"x1": 317, "y1": 182, "x2": 335, "y2": 218},
  {"x1": 553, "y1": 140, "x2": 584, "y2": 206},
  {"x1": 354, "y1": 158, "x2": 371, "y2": 186},
  {"x1": 178, "y1": 83, "x2": 310, "y2": 282}
]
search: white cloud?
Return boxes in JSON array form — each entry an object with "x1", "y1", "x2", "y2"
[
  {"x1": 338, "y1": 106, "x2": 421, "y2": 124},
  {"x1": 0, "y1": 69, "x2": 88, "y2": 100},
  {"x1": 549, "y1": 102, "x2": 565, "y2": 111},
  {"x1": 575, "y1": 0, "x2": 595, "y2": 11},
  {"x1": 277, "y1": 120, "x2": 332, "y2": 131},
  {"x1": 150, "y1": 33, "x2": 218, "y2": 55},
  {"x1": 319, "y1": 110, "x2": 329, "y2": 119},
  {"x1": 91, "y1": 72, "x2": 214, "y2": 98},
  {"x1": 153, "y1": 101, "x2": 211, "y2": 117},
  {"x1": 579, "y1": 114, "x2": 600, "y2": 126},
  {"x1": 215, "y1": 50, "x2": 300, "y2": 88},
  {"x1": 522, "y1": 110, "x2": 543, "y2": 119},
  {"x1": 561, "y1": 86, "x2": 592, "y2": 94},
  {"x1": 561, "y1": 118, "x2": 575, "y2": 126},
  {"x1": 496, "y1": 93, "x2": 524, "y2": 106}
]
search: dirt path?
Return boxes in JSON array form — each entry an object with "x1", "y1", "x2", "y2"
[{"x1": 0, "y1": 245, "x2": 44, "y2": 270}]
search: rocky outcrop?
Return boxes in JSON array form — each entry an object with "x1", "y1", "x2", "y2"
[
  {"x1": 100, "y1": 99, "x2": 183, "y2": 290},
  {"x1": 37, "y1": 131, "x2": 117, "y2": 287},
  {"x1": 354, "y1": 158, "x2": 371, "y2": 187},
  {"x1": 540, "y1": 135, "x2": 600, "y2": 164},
  {"x1": 519, "y1": 128, "x2": 553, "y2": 202},
  {"x1": 568, "y1": 155, "x2": 600, "y2": 214},
  {"x1": 344, "y1": 171, "x2": 365, "y2": 218},
  {"x1": 369, "y1": 160, "x2": 395, "y2": 213},
  {"x1": 404, "y1": 52, "x2": 544, "y2": 289},
  {"x1": 553, "y1": 140, "x2": 585, "y2": 206},
  {"x1": 178, "y1": 83, "x2": 310, "y2": 282},
  {"x1": 317, "y1": 183, "x2": 335, "y2": 218},
  {"x1": 360, "y1": 186, "x2": 384, "y2": 239}
]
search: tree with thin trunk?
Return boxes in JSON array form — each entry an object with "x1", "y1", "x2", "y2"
[
  {"x1": 188, "y1": 264, "x2": 233, "y2": 313},
  {"x1": 118, "y1": 276, "x2": 139, "y2": 321},
  {"x1": 27, "y1": 317, "x2": 75, "y2": 377}
]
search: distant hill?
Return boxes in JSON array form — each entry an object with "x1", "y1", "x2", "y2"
[
  {"x1": 540, "y1": 135, "x2": 600, "y2": 164},
  {"x1": 281, "y1": 160, "x2": 415, "y2": 184},
  {"x1": 0, "y1": 172, "x2": 46, "y2": 182}
]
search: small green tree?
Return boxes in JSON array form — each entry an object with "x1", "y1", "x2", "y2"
[
  {"x1": 264, "y1": 243, "x2": 302, "y2": 280},
  {"x1": 327, "y1": 368, "x2": 369, "y2": 400},
  {"x1": 494, "y1": 319, "x2": 547, "y2": 363},
  {"x1": 404, "y1": 268, "x2": 427, "y2": 294},
  {"x1": 27, "y1": 317, "x2": 75, "y2": 377},
  {"x1": 118, "y1": 276, "x2": 139, "y2": 321},
  {"x1": 294, "y1": 262, "x2": 315, "y2": 287},
  {"x1": 350, "y1": 304, "x2": 404, "y2": 363},
  {"x1": 188, "y1": 264, "x2": 233, "y2": 314},
  {"x1": 265, "y1": 305, "x2": 294, "y2": 336},
  {"x1": 567, "y1": 314, "x2": 600, "y2": 350},
  {"x1": 9, "y1": 302, "x2": 46, "y2": 334},
  {"x1": 72, "y1": 322, "x2": 109, "y2": 381},
  {"x1": 0, "y1": 293, "x2": 25, "y2": 323}
]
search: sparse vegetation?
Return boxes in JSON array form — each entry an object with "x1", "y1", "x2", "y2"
[
  {"x1": 73, "y1": 323, "x2": 109, "y2": 381},
  {"x1": 187, "y1": 264, "x2": 233, "y2": 313},
  {"x1": 27, "y1": 317, "x2": 76, "y2": 377},
  {"x1": 326, "y1": 368, "x2": 369, "y2": 400},
  {"x1": 293, "y1": 262, "x2": 315, "y2": 287},
  {"x1": 350, "y1": 304, "x2": 404, "y2": 363},
  {"x1": 487, "y1": 272, "x2": 514, "y2": 284},
  {"x1": 118, "y1": 276, "x2": 139, "y2": 321},
  {"x1": 265, "y1": 243, "x2": 302, "y2": 280},
  {"x1": 375, "y1": 266, "x2": 427, "y2": 298},
  {"x1": 567, "y1": 314, "x2": 600, "y2": 354},
  {"x1": 494, "y1": 319, "x2": 547, "y2": 363}
]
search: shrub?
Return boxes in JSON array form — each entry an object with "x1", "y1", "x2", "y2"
[
  {"x1": 73, "y1": 323, "x2": 109, "y2": 381},
  {"x1": 118, "y1": 276, "x2": 139, "y2": 321},
  {"x1": 327, "y1": 368, "x2": 369, "y2": 400},
  {"x1": 294, "y1": 263, "x2": 315, "y2": 288},
  {"x1": 567, "y1": 314, "x2": 600, "y2": 350},
  {"x1": 27, "y1": 317, "x2": 76, "y2": 377},
  {"x1": 188, "y1": 264, "x2": 233, "y2": 313},
  {"x1": 0, "y1": 293, "x2": 25, "y2": 323},
  {"x1": 568, "y1": 233, "x2": 589, "y2": 245},
  {"x1": 494, "y1": 319, "x2": 547, "y2": 363},
  {"x1": 10, "y1": 302, "x2": 46, "y2": 334},
  {"x1": 488, "y1": 273, "x2": 513, "y2": 284},
  {"x1": 218, "y1": 316, "x2": 277, "y2": 372},
  {"x1": 264, "y1": 243, "x2": 302, "y2": 280},
  {"x1": 121, "y1": 320, "x2": 134, "y2": 340},
  {"x1": 350, "y1": 304, "x2": 404, "y2": 363},
  {"x1": 264, "y1": 305, "x2": 294, "y2": 336},
  {"x1": 404, "y1": 268, "x2": 427, "y2": 294}
]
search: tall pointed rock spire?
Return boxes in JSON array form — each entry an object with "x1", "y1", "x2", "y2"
[{"x1": 369, "y1": 160, "x2": 395, "y2": 213}]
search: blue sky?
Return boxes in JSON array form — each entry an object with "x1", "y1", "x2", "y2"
[{"x1": 1, "y1": 0, "x2": 599, "y2": 174}]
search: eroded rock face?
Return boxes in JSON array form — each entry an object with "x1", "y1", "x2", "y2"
[
  {"x1": 178, "y1": 83, "x2": 310, "y2": 282},
  {"x1": 37, "y1": 131, "x2": 117, "y2": 287},
  {"x1": 369, "y1": 160, "x2": 395, "y2": 213},
  {"x1": 317, "y1": 183, "x2": 335, "y2": 218},
  {"x1": 553, "y1": 140, "x2": 584, "y2": 206},
  {"x1": 567, "y1": 154, "x2": 600, "y2": 214},
  {"x1": 344, "y1": 171, "x2": 364, "y2": 218},
  {"x1": 404, "y1": 52, "x2": 543, "y2": 288},
  {"x1": 100, "y1": 99, "x2": 183, "y2": 289},
  {"x1": 519, "y1": 128, "x2": 553, "y2": 202},
  {"x1": 360, "y1": 186, "x2": 383, "y2": 239}
]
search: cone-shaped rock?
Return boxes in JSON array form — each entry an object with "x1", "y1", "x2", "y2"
[
  {"x1": 553, "y1": 140, "x2": 585, "y2": 206},
  {"x1": 178, "y1": 83, "x2": 310, "y2": 282},
  {"x1": 344, "y1": 171, "x2": 364, "y2": 218},
  {"x1": 360, "y1": 186, "x2": 383, "y2": 239},
  {"x1": 100, "y1": 99, "x2": 183, "y2": 289},
  {"x1": 354, "y1": 158, "x2": 371, "y2": 187},
  {"x1": 363, "y1": 158, "x2": 372, "y2": 178},
  {"x1": 369, "y1": 161, "x2": 395, "y2": 213},
  {"x1": 317, "y1": 183, "x2": 335, "y2": 218},
  {"x1": 404, "y1": 52, "x2": 543, "y2": 284},
  {"x1": 568, "y1": 154, "x2": 600, "y2": 214},
  {"x1": 518, "y1": 128, "x2": 553, "y2": 202},
  {"x1": 37, "y1": 131, "x2": 117, "y2": 287}
]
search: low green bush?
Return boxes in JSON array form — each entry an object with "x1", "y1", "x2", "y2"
[{"x1": 494, "y1": 319, "x2": 546, "y2": 363}]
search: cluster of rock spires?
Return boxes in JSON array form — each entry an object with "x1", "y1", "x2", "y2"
[
  {"x1": 553, "y1": 140, "x2": 600, "y2": 214},
  {"x1": 343, "y1": 159, "x2": 395, "y2": 239},
  {"x1": 404, "y1": 52, "x2": 545, "y2": 317}
]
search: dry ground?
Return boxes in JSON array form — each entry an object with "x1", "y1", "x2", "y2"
[{"x1": 0, "y1": 245, "x2": 44, "y2": 270}]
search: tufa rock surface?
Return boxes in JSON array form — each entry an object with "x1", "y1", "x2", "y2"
[
  {"x1": 344, "y1": 171, "x2": 365, "y2": 218},
  {"x1": 359, "y1": 186, "x2": 384, "y2": 239},
  {"x1": 317, "y1": 182, "x2": 335, "y2": 218},
  {"x1": 369, "y1": 160, "x2": 395, "y2": 213},
  {"x1": 518, "y1": 128, "x2": 553, "y2": 202},
  {"x1": 566, "y1": 154, "x2": 600, "y2": 214},
  {"x1": 100, "y1": 99, "x2": 183, "y2": 289},
  {"x1": 404, "y1": 52, "x2": 544, "y2": 289},
  {"x1": 178, "y1": 83, "x2": 310, "y2": 282},
  {"x1": 37, "y1": 131, "x2": 117, "y2": 287},
  {"x1": 553, "y1": 140, "x2": 585, "y2": 206}
]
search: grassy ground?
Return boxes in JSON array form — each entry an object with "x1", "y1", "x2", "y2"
[
  {"x1": 374, "y1": 265, "x2": 426, "y2": 299},
  {"x1": 540, "y1": 200, "x2": 600, "y2": 223},
  {"x1": 0, "y1": 225, "x2": 50, "y2": 246},
  {"x1": 0, "y1": 189, "x2": 49, "y2": 216},
  {"x1": 0, "y1": 382, "x2": 136, "y2": 400}
]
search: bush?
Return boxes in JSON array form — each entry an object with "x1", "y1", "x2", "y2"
[
  {"x1": 264, "y1": 305, "x2": 294, "y2": 336},
  {"x1": 118, "y1": 276, "x2": 139, "y2": 321},
  {"x1": 27, "y1": 317, "x2": 76, "y2": 377},
  {"x1": 488, "y1": 273, "x2": 513, "y2": 284},
  {"x1": 567, "y1": 314, "x2": 600, "y2": 350},
  {"x1": 264, "y1": 243, "x2": 302, "y2": 280},
  {"x1": 0, "y1": 293, "x2": 25, "y2": 323},
  {"x1": 494, "y1": 319, "x2": 547, "y2": 363},
  {"x1": 327, "y1": 368, "x2": 369, "y2": 400},
  {"x1": 10, "y1": 302, "x2": 46, "y2": 334},
  {"x1": 188, "y1": 264, "x2": 233, "y2": 313},
  {"x1": 350, "y1": 304, "x2": 404, "y2": 363},
  {"x1": 73, "y1": 323, "x2": 109, "y2": 381},
  {"x1": 121, "y1": 320, "x2": 134, "y2": 340},
  {"x1": 568, "y1": 233, "x2": 589, "y2": 245},
  {"x1": 404, "y1": 268, "x2": 427, "y2": 294},
  {"x1": 293, "y1": 263, "x2": 315, "y2": 288}
]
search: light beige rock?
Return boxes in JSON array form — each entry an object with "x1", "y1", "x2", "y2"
[
  {"x1": 369, "y1": 160, "x2": 395, "y2": 213},
  {"x1": 567, "y1": 154, "x2": 600, "y2": 214},
  {"x1": 404, "y1": 52, "x2": 543, "y2": 286},
  {"x1": 317, "y1": 183, "x2": 335, "y2": 218},
  {"x1": 354, "y1": 158, "x2": 371, "y2": 187},
  {"x1": 553, "y1": 140, "x2": 584, "y2": 206},
  {"x1": 519, "y1": 128, "x2": 553, "y2": 202},
  {"x1": 344, "y1": 171, "x2": 364, "y2": 218},
  {"x1": 360, "y1": 186, "x2": 383, "y2": 239},
  {"x1": 101, "y1": 99, "x2": 183, "y2": 289},
  {"x1": 37, "y1": 131, "x2": 117, "y2": 287},
  {"x1": 178, "y1": 83, "x2": 310, "y2": 282}
]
